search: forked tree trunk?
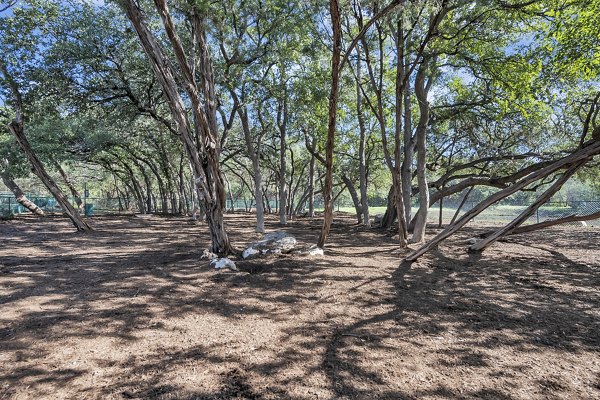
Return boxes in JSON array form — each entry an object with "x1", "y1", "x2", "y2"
[
  {"x1": 411, "y1": 61, "x2": 431, "y2": 243},
  {"x1": 1, "y1": 174, "x2": 45, "y2": 216},
  {"x1": 405, "y1": 139, "x2": 600, "y2": 261},
  {"x1": 121, "y1": 0, "x2": 231, "y2": 254},
  {"x1": 318, "y1": 0, "x2": 405, "y2": 247}
]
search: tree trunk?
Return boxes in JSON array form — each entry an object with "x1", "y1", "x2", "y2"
[
  {"x1": 405, "y1": 139, "x2": 600, "y2": 261},
  {"x1": 381, "y1": 185, "x2": 397, "y2": 229},
  {"x1": 340, "y1": 174, "x2": 363, "y2": 224},
  {"x1": 317, "y1": 0, "x2": 341, "y2": 249},
  {"x1": 392, "y1": 20, "x2": 408, "y2": 245},
  {"x1": 54, "y1": 161, "x2": 83, "y2": 209},
  {"x1": 277, "y1": 89, "x2": 288, "y2": 226},
  {"x1": 8, "y1": 121, "x2": 91, "y2": 231},
  {"x1": 356, "y1": 46, "x2": 370, "y2": 227},
  {"x1": 223, "y1": 172, "x2": 235, "y2": 213},
  {"x1": 401, "y1": 57, "x2": 413, "y2": 226},
  {"x1": 308, "y1": 152, "x2": 315, "y2": 217},
  {"x1": 411, "y1": 61, "x2": 431, "y2": 243},
  {"x1": 1, "y1": 174, "x2": 45, "y2": 216},
  {"x1": 469, "y1": 161, "x2": 584, "y2": 252},
  {"x1": 122, "y1": 0, "x2": 231, "y2": 254},
  {"x1": 237, "y1": 105, "x2": 264, "y2": 232}
]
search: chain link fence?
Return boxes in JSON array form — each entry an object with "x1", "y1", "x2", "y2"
[
  {"x1": 0, "y1": 194, "x2": 131, "y2": 217},
  {"x1": 2, "y1": 191, "x2": 600, "y2": 228},
  {"x1": 424, "y1": 199, "x2": 600, "y2": 227}
]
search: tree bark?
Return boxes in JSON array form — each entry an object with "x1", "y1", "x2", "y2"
[
  {"x1": 308, "y1": 152, "x2": 315, "y2": 217},
  {"x1": 401, "y1": 48, "x2": 413, "y2": 225},
  {"x1": 381, "y1": 185, "x2": 397, "y2": 229},
  {"x1": 277, "y1": 83, "x2": 288, "y2": 226},
  {"x1": 1, "y1": 174, "x2": 45, "y2": 216},
  {"x1": 317, "y1": 0, "x2": 342, "y2": 249},
  {"x1": 411, "y1": 61, "x2": 431, "y2": 243},
  {"x1": 392, "y1": 19, "x2": 408, "y2": 244}
]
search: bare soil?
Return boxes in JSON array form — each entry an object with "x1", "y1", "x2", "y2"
[{"x1": 0, "y1": 213, "x2": 599, "y2": 400}]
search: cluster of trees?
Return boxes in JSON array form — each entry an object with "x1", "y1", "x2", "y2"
[{"x1": 1, "y1": 0, "x2": 599, "y2": 258}]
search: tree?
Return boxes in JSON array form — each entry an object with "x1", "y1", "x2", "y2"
[
  {"x1": 118, "y1": 0, "x2": 232, "y2": 254},
  {"x1": 0, "y1": 1, "x2": 91, "y2": 231}
]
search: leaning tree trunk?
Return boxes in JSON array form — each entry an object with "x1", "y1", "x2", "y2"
[
  {"x1": 1, "y1": 59, "x2": 90, "y2": 231},
  {"x1": 406, "y1": 139, "x2": 600, "y2": 261},
  {"x1": 8, "y1": 121, "x2": 91, "y2": 231},
  {"x1": 54, "y1": 161, "x2": 83, "y2": 210},
  {"x1": 483, "y1": 210, "x2": 600, "y2": 236},
  {"x1": 469, "y1": 160, "x2": 585, "y2": 252},
  {"x1": 1, "y1": 174, "x2": 45, "y2": 216},
  {"x1": 340, "y1": 174, "x2": 363, "y2": 224}
]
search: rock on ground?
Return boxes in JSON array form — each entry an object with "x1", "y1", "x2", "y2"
[
  {"x1": 210, "y1": 258, "x2": 238, "y2": 271},
  {"x1": 242, "y1": 231, "x2": 297, "y2": 259}
]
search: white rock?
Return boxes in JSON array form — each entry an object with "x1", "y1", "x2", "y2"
[
  {"x1": 242, "y1": 231, "x2": 297, "y2": 259},
  {"x1": 210, "y1": 258, "x2": 238, "y2": 271},
  {"x1": 242, "y1": 246, "x2": 260, "y2": 259},
  {"x1": 307, "y1": 247, "x2": 324, "y2": 256}
]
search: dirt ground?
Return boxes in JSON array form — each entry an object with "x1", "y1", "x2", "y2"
[{"x1": 0, "y1": 213, "x2": 599, "y2": 400}]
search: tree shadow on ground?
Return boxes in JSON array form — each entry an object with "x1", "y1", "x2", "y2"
[{"x1": 0, "y1": 214, "x2": 598, "y2": 399}]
